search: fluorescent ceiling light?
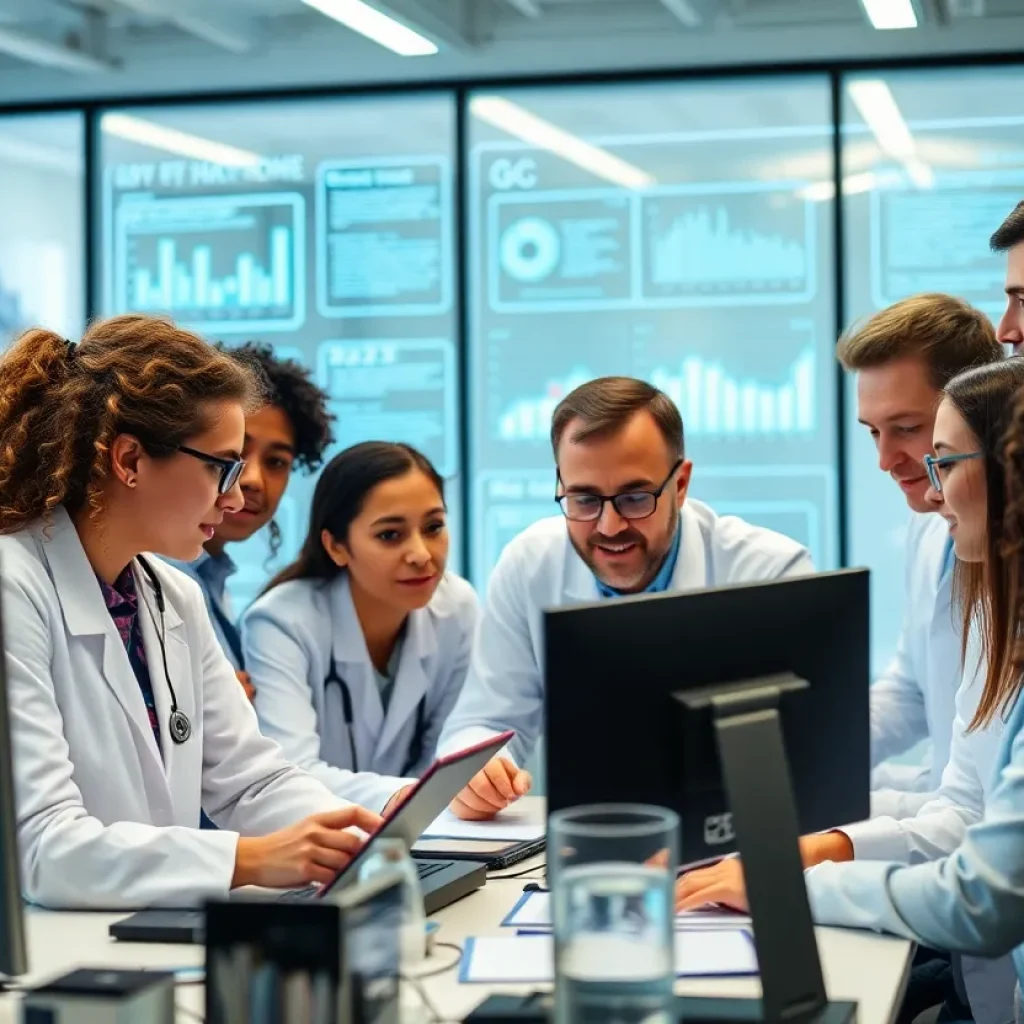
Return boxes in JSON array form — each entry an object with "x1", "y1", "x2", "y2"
[
  {"x1": 100, "y1": 114, "x2": 262, "y2": 167},
  {"x1": 798, "y1": 172, "x2": 883, "y2": 202},
  {"x1": 470, "y1": 96, "x2": 655, "y2": 191},
  {"x1": 859, "y1": 0, "x2": 918, "y2": 29},
  {"x1": 301, "y1": 0, "x2": 438, "y2": 56},
  {"x1": 903, "y1": 156, "x2": 935, "y2": 189},
  {"x1": 847, "y1": 79, "x2": 934, "y2": 190},
  {"x1": 848, "y1": 79, "x2": 915, "y2": 160}
]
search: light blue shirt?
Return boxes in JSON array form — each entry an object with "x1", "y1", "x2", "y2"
[
  {"x1": 164, "y1": 551, "x2": 241, "y2": 671},
  {"x1": 807, "y1": 682, "x2": 1024, "y2": 992},
  {"x1": 595, "y1": 519, "x2": 682, "y2": 599},
  {"x1": 870, "y1": 513, "x2": 962, "y2": 818}
]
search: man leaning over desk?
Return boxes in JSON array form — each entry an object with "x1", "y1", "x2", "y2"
[{"x1": 439, "y1": 375, "x2": 815, "y2": 820}]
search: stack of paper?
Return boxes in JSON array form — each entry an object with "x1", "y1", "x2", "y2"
[
  {"x1": 501, "y1": 890, "x2": 751, "y2": 932},
  {"x1": 459, "y1": 931, "x2": 758, "y2": 984}
]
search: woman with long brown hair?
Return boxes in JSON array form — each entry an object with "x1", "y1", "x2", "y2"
[
  {"x1": 676, "y1": 359, "x2": 1024, "y2": 1014},
  {"x1": 0, "y1": 315, "x2": 399, "y2": 910}
]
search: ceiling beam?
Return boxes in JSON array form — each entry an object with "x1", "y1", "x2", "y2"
[
  {"x1": 110, "y1": 0, "x2": 256, "y2": 53},
  {"x1": 502, "y1": 0, "x2": 543, "y2": 17},
  {"x1": 0, "y1": 25, "x2": 114, "y2": 72},
  {"x1": 368, "y1": 0, "x2": 477, "y2": 50}
]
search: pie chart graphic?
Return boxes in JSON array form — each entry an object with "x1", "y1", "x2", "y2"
[{"x1": 499, "y1": 217, "x2": 560, "y2": 283}]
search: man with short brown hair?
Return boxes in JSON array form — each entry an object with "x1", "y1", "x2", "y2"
[
  {"x1": 440, "y1": 375, "x2": 813, "y2": 820},
  {"x1": 837, "y1": 293, "x2": 1001, "y2": 819}
]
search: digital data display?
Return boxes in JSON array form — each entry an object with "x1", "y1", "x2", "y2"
[
  {"x1": 843, "y1": 70, "x2": 1024, "y2": 672},
  {"x1": 467, "y1": 81, "x2": 839, "y2": 587},
  {"x1": 99, "y1": 97, "x2": 459, "y2": 610}
]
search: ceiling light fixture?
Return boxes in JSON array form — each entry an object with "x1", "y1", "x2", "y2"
[
  {"x1": 470, "y1": 95, "x2": 655, "y2": 190},
  {"x1": 300, "y1": 0, "x2": 438, "y2": 56},
  {"x1": 100, "y1": 114, "x2": 262, "y2": 167},
  {"x1": 859, "y1": 0, "x2": 918, "y2": 30}
]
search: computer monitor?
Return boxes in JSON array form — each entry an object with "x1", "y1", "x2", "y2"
[
  {"x1": 0, "y1": 574, "x2": 27, "y2": 981},
  {"x1": 544, "y1": 568, "x2": 870, "y2": 866}
]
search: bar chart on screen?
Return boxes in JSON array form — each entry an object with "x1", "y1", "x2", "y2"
[
  {"x1": 112, "y1": 192, "x2": 305, "y2": 332},
  {"x1": 496, "y1": 366, "x2": 593, "y2": 443},
  {"x1": 650, "y1": 347, "x2": 815, "y2": 437}
]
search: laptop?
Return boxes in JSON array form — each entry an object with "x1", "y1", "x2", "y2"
[{"x1": 110, "y1": 732, "x2": 513, "y2": 944}]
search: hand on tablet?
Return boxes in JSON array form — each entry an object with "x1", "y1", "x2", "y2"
[
  {"x1": 231, "y1": 806, "x2": 384, "y2": 889},
  {"x1": 450, "y1": 755, "x2": 531, "y2": 821}
]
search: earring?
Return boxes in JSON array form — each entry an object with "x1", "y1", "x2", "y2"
[{"x1": 127, "y1": 477, "x2": 136, "y2": 488}]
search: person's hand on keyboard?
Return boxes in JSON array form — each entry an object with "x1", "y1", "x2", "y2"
[
  {"x1": 450, "y1": 755, "x2": 531, "y2": 821},
  {"x1": 231, "y1": 806, "x2": 383, "y2": 889}
]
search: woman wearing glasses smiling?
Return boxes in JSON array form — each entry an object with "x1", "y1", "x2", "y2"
[{"x1": 0, "y1": 316, "x2": 397, "y2": 910}]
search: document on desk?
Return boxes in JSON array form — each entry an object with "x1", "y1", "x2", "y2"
[
  {"x1": 501, "y1": 890, "x2": 751, "y2": 931},
  {"x1": 422, "y1": 806, "x2": 544, "y2": 842},
  {"x1": 460, "y1": 930, "x2": 758, "y2": 984}
]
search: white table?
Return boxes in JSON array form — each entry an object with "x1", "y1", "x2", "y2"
[{"x1": 0, "y1": 798, "x2": 914, "y2": 1023}]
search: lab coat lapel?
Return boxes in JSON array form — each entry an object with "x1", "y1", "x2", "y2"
[
  {"x1": 329, "y1": 576, "x2": 385, "y2": 765},
  {"x1": 670, "y1": 504, "x2": 708, "y2": 591},
  {"x1": 374, "y1": 606, "x2": 434, "y2": 760},
  {"x1": 37, "y1": 510, "x2": 169, "y2": 793},
  {"x1": 135, "y1": 565, "x2": 192, "y2": 814},
  {"x1": 563, "y1": 530, "x2": 602, "y2": 603}
]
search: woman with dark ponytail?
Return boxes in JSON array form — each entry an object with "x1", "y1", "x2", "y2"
[
  {"x1": 0, "y1": 315, "x2": 392, "y2": 911},
  {"x1": 242, "y1": 441, "x2": 479, "y2": 807}
]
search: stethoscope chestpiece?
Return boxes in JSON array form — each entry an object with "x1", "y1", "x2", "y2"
[{"x1": 169, "y1": 709, "x2": 192, "y2": 745}]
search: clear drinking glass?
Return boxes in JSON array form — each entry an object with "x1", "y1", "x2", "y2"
[{"x1": 549, "y1": 804, "x2": 680, "y2": 1024}]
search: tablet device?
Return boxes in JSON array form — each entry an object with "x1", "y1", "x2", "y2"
[
  {"x1": 110, "y1": 730, "x2": 513, "y2": 943},
  {"x1": 315, "y1": 729, "x2": 515, "y2": 898}
]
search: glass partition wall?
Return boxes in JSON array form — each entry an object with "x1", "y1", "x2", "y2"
[{"x1": 4, "y1": 61, "x2": 1018, "y2": 666}]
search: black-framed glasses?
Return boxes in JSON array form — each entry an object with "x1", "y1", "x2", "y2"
[
  {"x1": 922, "y1": 451, "x2": 982, "y2": 493},
  {"x1": 178, "y1": 445, "x2": 246, "y2": 495},
  {"x1": 555, "y1": 459, "x2": 683, "y2": 522}
]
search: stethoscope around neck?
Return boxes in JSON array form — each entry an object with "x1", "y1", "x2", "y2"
[
  {"x1": 323, "y1": 648, "x2": 426, "y2": 776},
  {"x1": 135, "y1": 554, "x2": 192, "y2": 746}
]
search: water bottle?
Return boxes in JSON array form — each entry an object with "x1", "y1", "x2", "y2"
[{"x1": 355, "y1": 837, "x2": 426, "y2": 969}]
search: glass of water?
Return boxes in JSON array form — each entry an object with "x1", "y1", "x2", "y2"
[{"x1": 549, "y1": 804, "x2": 679, "y2": 1024}]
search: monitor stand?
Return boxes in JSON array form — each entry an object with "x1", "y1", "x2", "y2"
[{"x1": 675, "y1": 672, "x2": 855, "y2": 1024}]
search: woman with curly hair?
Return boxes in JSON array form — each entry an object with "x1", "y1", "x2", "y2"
[
  {"x1": 168, "y1": 342, "x2": 334, "y2": 699},
  {"x1": 0, "y1": 316, "x2": 404, "y2": 910}
]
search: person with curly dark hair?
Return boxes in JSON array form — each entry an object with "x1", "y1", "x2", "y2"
[
  {"x1": 169, "y1": 342, "x2": 334, "y2": 699},
  {"x1": 0, "y1": 315, "x2": 395, "y2": 909}
]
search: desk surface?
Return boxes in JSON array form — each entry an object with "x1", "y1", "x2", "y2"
[{"x1": 0, "y1": 798, "x2": 914, "y2": 1023}]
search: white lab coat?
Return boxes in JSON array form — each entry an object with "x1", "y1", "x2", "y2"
[
  {"x1": 871, "y1": 512, "x2": 960, "y2": 818},
  {"x1": 242, "y1": 572, "x2": 479, "y2": 811},
  {"x1": 841, "y1": 625, "x2": 1017, "y2": 1024},
  {"x1": 1, "y1": 507, "x2": 348, "y2": 911},
  {"x1": 438, "y1": 500, "x2": 814, "y2": 766}
]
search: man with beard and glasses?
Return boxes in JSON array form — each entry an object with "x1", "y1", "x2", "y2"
[{"x1": 438, "y1": 376, "x2": 814, "y2": 821}]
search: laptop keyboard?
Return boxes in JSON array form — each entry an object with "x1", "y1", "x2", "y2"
[
  {"x1": 278, "y1": 859, "x2": 453, "y2": 902},
  {"x1": 415, "y1": 859, "x2": 450, "y2": 881}
]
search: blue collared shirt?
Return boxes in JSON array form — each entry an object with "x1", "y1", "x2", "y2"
[
  {"x1": 595, "y1": 519, "x2": 682, "y2": 599},
  {"x1": 164, "y1": 550, "x2": 242, "y2": 670}
]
